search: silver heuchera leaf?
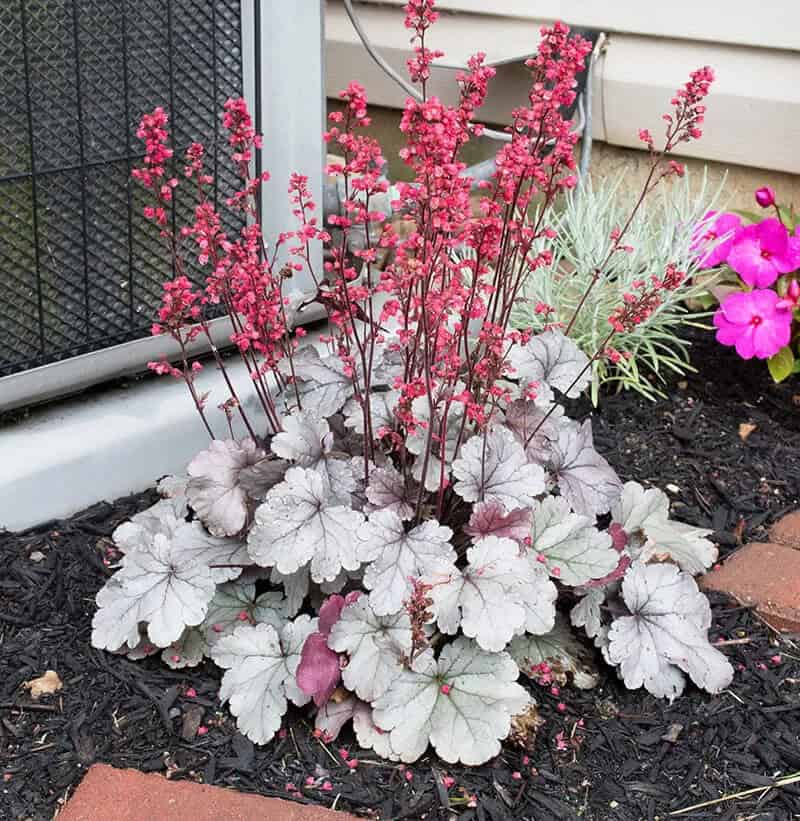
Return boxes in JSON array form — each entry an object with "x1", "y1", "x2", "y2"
[
  {"x1": 157, "y1": 474, "x2": 189, "y2": 501},
  {"x1": 248, "y1": 467, "x2": 365, "y2": 583},
  {"x1": 113, "y1": 498, "x2": 186, "y2": 554},
  {"x1": 517, "y1": 564, "x2": 559, "y2": 636},
  {"x1": 509, "y1": 614, "x2": 599, "y2": 689},
  {"x1": 509, "y1": 329, "x2": 590, "y2": 400},
  {"x1": 612, "y1": 481, "x2": 717, "y2": 574},
  {"x1": 425, "y1": 536, "x2": 535, "y2": 652},
  {"x1": 92, "y1": 533, "x2": 216, "y2": 651},
  {"x1": 352, "y1": 701, "x2": 400, "y2": 761},
  {"x1": 343, "y1": 390, "x2": 399, "y2": 436},
  {"x1": 529, "y1": 496, "x2": 618, "y2": 586},
  {"x1": 328, "y1": 597, "x2": 412, "y2": 702},
  {"x1": 270, "y1": 566, "x2": 309, "y2": 616},
  {"x1": 211, "y1": 615, "x2": 317, "y2": 744},
  {"x1": 607, "y1": 562, "x2": 733, "y2": 700},
  {"x1": 549, "y1": 418, "x2": 621, "y2": 517},
  {"x1": 271, "y1": 410, "x2": 333, "y2": 466},
  {"x1": 504, "y1": 398, "x2": 561, "y2": 465},
  {"x1": 451, "y1": 427, "x2": 545, "y2": 511},
  {"x1": 170, "y1": 521, "x2": 250, "y2": 583},
  {"x1": 371, "y1": 637, "x2": 531, "y2": 765},
  {"x1": 357, "y1": 509, "x2": 455, "y2": 616},
  {"x1": 187, "y1": 439, "x2": 267, "y2": 537},
  {"x1": 204, "y1": 581, "x2": 289, "y2": 646},
  {"x1": 287, "y1": 346, "x2": 354, "y2": 417},
  {"x1": 270, "y1": 410, "x2": 356, "y2": 503},
  {"x1": 406, "y1": 389, "x2": 466, "y2": 492},
  {"x1": 314, "y1": 694, "x2": 359, "y2": 740},
  {"x1": 365, "y1": 464, "x2": 416, "y2": 520},
  {"x1": 570, "y1": 587, "x2": 607, "y2": 640},
  {"x1": 161, "y1": 626, "x2": 207, "y2": 669},
  {"x1": 238, "y1": 457, "x2": 288, "y2": 500}
]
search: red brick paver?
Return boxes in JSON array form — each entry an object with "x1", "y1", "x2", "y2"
[
  {"x1": 768, "y1": 511, "x2": 800, "y2": 550},
  {"x1": 58, "y1": 764, "x2": 358, "y2": 821},
  {"x1": 701, "y1": 542, "x2": 800, "y2": 633}
]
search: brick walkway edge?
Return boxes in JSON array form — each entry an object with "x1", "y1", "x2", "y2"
[{"x1": 58, "y1": 764, "x2": 358, "y2": 821}]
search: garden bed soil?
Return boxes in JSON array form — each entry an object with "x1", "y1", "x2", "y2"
[{"x1": 2, "y1": 329, "x2": 800, "y2": 821}]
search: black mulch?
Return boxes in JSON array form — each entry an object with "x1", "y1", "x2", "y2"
[{"x1": 2, "y1": 329, "x2": 800, "y2": 821}]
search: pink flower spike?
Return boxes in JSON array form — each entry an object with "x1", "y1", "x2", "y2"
[
  {"x1": 713, "y1": 289, "x2": 792, "y2": 360},
  {"x1": 440, "y1": 683, "x2": 452, "y2": 695},
  {"x1": 755, "y1": 186, "x2": 776, "y2": 208}
]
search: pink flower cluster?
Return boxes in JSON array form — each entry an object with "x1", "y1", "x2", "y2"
[
  {"x1": 133, "y1": 0, "x2": 718, "y2": 479},
  {"x1": 695, "y1": 190, "x2": 800, "y2": 361}
]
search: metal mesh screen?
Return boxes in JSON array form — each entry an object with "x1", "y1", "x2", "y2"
[{"x1": 0, "y1": 0, "x2": 244, "y2": 377}]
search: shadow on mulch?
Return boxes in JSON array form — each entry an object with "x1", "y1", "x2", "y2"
[{"x1": 2, "y1": 329, "x2": 800, "y2": 821}]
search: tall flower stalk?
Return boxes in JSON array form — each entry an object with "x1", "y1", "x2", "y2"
[{"x1": 135, "y1": 0, "x2": 714, "y2": 526}]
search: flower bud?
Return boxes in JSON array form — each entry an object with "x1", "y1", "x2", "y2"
[{"x1": 755, "y1": 186, "x2": 776, "y2": 208}]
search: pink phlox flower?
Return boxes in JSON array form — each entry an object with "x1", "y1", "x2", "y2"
[
  {"x1": 713, "y1": 289, "x2": 792, "y2": 360},
  {"x1": 727, "y1": 218, "x2": 800, "y2": 288}
]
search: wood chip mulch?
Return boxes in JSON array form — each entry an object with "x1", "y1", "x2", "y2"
[{"x1": 2, "y1": 329, "x2": 800, "y2": 821}]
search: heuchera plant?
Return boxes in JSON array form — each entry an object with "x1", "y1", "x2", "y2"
[
  {"x1": 693, "y1": 187, "x2": 800, "y2": 380},
  {"x1": 92, "y1": 2, "x2": 732, "y2": 765}
]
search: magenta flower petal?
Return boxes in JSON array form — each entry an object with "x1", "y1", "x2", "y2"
[
  {"x1": 692, "y1": 211, "x2": 742, "y2": 268},
  {"x1": 714, "y1": 289, "x2": 792, "y2": 360},
  {"x1": 296, "y1": 632, "x2": 341, "y2": 707}
]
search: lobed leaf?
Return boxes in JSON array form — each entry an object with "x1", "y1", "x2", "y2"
[
  {"x1": 371, "y1": 637, "x2": 531, "y2": 765},
  {"x1": 451, "y1": 427, "x2": 545, "y2": 511},
  {"x1": 357, "y1": 509, "x2": 455, "y2": 616},
  {"x1": 529, "y1": 496, "x2": 618, "y2": 586},
  {"x1": 549, "y1": 419, "x2": 621, "y2": 517},
  {"x1": 607, "y1": 562, "x2": 733, "y2": 700},
  {"x1": 248, "y1": 467, "x2": 365, "y2": 583},
  {"x1": 211, "y1": 616, "x2": 317, "y2": 744},
  {"x1": 328, "y1": 596, "x2": 412, "y2": 701}
]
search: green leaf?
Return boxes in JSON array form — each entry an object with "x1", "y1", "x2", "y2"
[
  {"x1": 693, "y1": 293, "x2": 718, "y2": 310},
  {"x1": 767, "y1": 346, "x2": 795, "y2": 383},
  {"x1": 779, "y1": 205, "x2": 800, "y2": 230},
  {"x1": 731, "y1": 209, "x2": 762, "y2": 225}
]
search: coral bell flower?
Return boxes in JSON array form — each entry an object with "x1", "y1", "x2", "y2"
[
  {"x1": 713, "y1": 289, "x2": 792, "y2": 359},
  {"x1": 692, "y1": 211, "x2": 742, "y2": 269},
  {"x1": 754, "y1": 186, "x2": 776, "y2": 208},
  {"x1": 727, "y1": 219, "x2": 800, "y2": 288}
]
